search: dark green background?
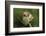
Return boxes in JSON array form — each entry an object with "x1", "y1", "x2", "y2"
[{"x1": 13, "y1": 8, "x2": 39, "y2": 28}]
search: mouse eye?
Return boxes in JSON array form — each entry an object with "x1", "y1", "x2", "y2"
[{"x1": 24, "y1": 14, "x2": 26, "y2": 16}]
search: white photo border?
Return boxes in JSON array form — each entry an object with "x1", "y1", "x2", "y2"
[{"x1": 9, "y1": 4, "x2": 43, "y2": 33}]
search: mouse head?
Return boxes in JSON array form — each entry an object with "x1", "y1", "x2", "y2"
[{"x1": 23, "y1": 12, "x2": 30, "y2": 17}]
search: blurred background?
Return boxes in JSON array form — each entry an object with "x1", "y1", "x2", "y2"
[{"x1": 13, "y1": 8, "x2": 39, "y2": 27}]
